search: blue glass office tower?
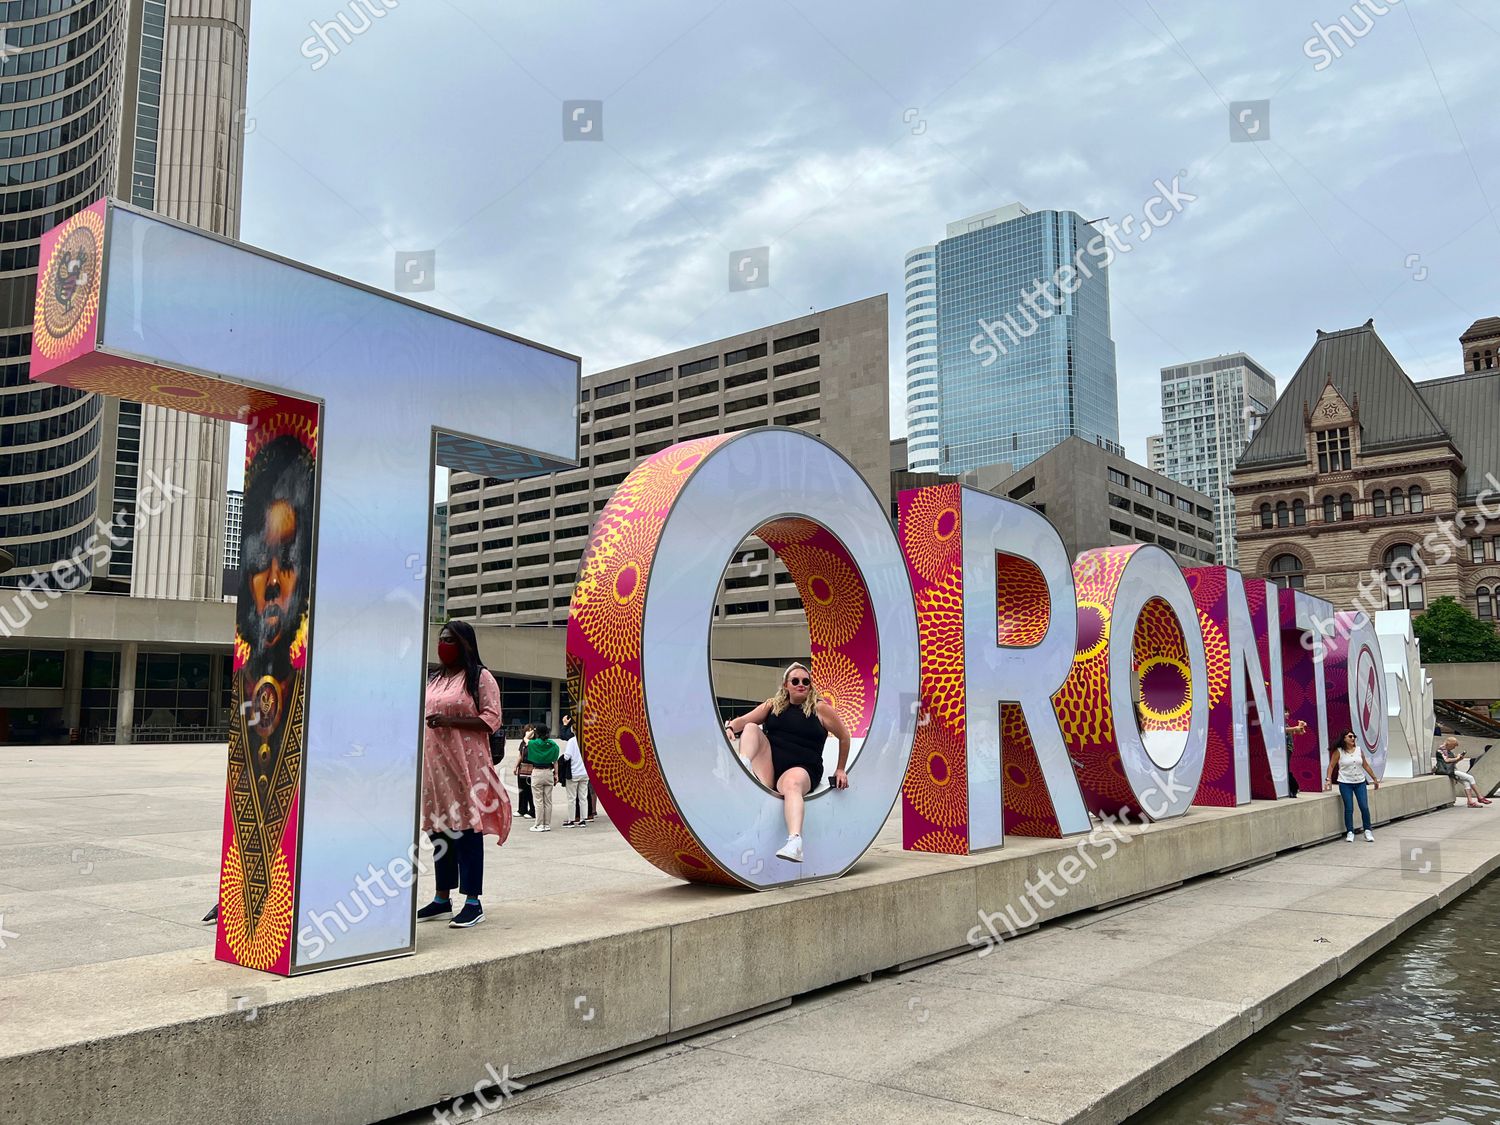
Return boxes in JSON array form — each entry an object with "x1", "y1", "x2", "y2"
[{"x1": 904, "y1": 204, "x2": 1121, "y2": 475}]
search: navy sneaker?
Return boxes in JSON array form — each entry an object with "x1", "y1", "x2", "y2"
[
  {"x1": 450, "y1": 901, "x2": 485, "y2": 928},
  {"x1": 416, "y1": 898, "x2": 452, "y2": 921}
]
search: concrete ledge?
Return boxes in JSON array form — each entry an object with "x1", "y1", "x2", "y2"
[{"x1": 3, "y1": 758, "x2": 1497, "y2": 1125}]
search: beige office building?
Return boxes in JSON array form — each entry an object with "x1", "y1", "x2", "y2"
[{"x1": 445, "y1": 296, "x2": 890, "y2": 629}]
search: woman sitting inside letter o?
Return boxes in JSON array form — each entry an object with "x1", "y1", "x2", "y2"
[{"x1": 724, "y1": 662, "x2": 851, "y2": 864}]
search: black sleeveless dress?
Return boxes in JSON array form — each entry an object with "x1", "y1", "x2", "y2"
[{"x1": 761, "y1": 704, "x2": 829, "y2": 789}]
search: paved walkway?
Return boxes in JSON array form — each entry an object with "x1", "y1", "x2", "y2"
[
  {"x1": 3, "y1": 739, "x2": 1496, "y2": 1124},
  {"x1": 384, "y1": 741, "x2": 1500, "y2": 1125}
]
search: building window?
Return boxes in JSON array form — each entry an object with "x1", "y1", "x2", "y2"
[
  {"x1": 1340, "y1": 493, "x2": 1354, "y2": 522},
  {"x1": 594, "y1": 378, "x2": 629, "y2": 399},
  {"x1": 724, "y1": 343, "x2": 768, "y2": 366},
  {"x1": 1156, "y1": 487, "x2": 1173, "y2": 505},
  {"x1": 1133, "y1": 478, "x2": 1152, "y2": 496},
  {"x1": 1269, "y1": 554, "x2": 1304, "y2": 590},
  {"x1": 1409, "y1": 485, "x2": 1424, "y2": 513},
  {"x1": 1316, "y1": 427, "x2": 1351, "y2": 473},
  {"x1": 773, "y1": 355, "x2": 819, "y2": 378},
  {"x1": 725, "y1": 394, "x2": 767, "y2": 414},
  {"x1": 1390, "y1": 488, "x2": 1406, "y2": 515},
  {"x1": 1479, "y1": 587, "x2": 1494, "y2": 620},
  {"x1": 1382, "y1": 544, "x2": 1425, "y2": 610},
  {"x1": 634, "y1": 368, "x2": 672, "y2": 390},
  {"x1": 724, "y1": 367, "x2": 768, "y2": 389},
  {"x1": 1471, "y1": 539, "x2": 1487, "y2": 564},
  {"x1": 1372, "y1": 490, "x2": 1386, "y2": 517},
  {"x1": 1292, "y1": 499, "x2": 1306, "y2": 526},
  {"x1": 679, "y1": 380, "x2": 719, "y2": 400},
  {"x1": 1275, "y1": 501, "x2": 1289, "y2": 528},
  {"x1": 1322, "y1": 495, "x2": 1336, "y2": 523},
  {"x1": 679, "y1": 356, "x2": 719, "y2": 378},
  {"x1": 1108, "y1": 468, "x2": 1129, "y2": 488},
  {"x1": 772, "y1": 329, "x2": 819, "y2": 353}
]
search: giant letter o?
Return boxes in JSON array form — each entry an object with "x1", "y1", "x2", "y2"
[{"x1": 567, "y1": 429, "x2": 919, "y2": 887}]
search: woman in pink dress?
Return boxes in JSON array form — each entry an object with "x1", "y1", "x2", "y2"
[{"x1": 419, "y1": 621, "x2": 509, "y2": 929}]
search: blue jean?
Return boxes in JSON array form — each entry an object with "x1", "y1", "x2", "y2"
[{"x1": 1338, "y1": 781, "x2": 1371, "y2": 833}]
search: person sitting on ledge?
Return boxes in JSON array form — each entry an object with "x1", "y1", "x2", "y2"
[
  {"x1": 723, "y1": 662, "x2": 851, "y2": 864},
  {"x1": 1435, "y1": 737, "x2": 1491, "y2": 808}
]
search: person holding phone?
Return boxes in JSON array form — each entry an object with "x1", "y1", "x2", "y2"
[
  {"x1": 723, "y1": 662, "x2": 851, "y2": 864},
  {"x1": 1435, "y1": 737, "x2": 1490, "y2": 808},
  {"x1": 1285, "y1": 711, "x2": 1309, "y2": 797},
  {"x1": 1326, "y1": 729, "x2": 1380, "y2": 843}
]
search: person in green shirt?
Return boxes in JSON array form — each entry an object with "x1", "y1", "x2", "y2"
[{"x1": 523, "y1": 723, "x2": 562, "y2": 832}]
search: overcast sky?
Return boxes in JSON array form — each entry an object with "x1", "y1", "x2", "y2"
[{"x1": 228, "y1": 0, "x2": 1499, "y2": 487}]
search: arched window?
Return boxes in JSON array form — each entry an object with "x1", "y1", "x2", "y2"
[
  {"x1": 1259, "y1": 503, "x2": 1273, "y2": 529},
  {"x1": 1409, "y1": 485, "x2": 1424, "y2": 513},
  {"x1": 1487, "y1": 349, "x2": 1495, "y2": 370},
  {"x1": 1270, "y1": 554, "x2": 1304, "y2": 590},
  {"x1": 1293, "y1": 499, "x2": 1306, "y2": 526},
  {"x1": 1323, "y1": 495, "x2": 1336, "y2": 523},
  {"x1": 1372, "y1": 490, "x2": 1386, "y2": 517},
  {"x1": 1276, "y1": 501, "x2": 1289, "y2": 527},
  {"x1": 1340, "y1": 493, "x2": 1354, "y2": 521},
  {"x1": 1480, "y1": 586, "x2": 1494, "y2": 620},
  {"x1": 1383, "y1": 544, "x2": 1426, "y2": 610},
  {"x1": 1475, "y1": 350, "x2": 1483, "y2": 372},
  {"x1": 1390, "y1": 488, "x2": 1406, "y2": 515}
]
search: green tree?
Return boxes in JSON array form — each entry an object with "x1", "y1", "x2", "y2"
[{"x1": 1412, "y1": 596, "x2": 1500, "y2": 663}]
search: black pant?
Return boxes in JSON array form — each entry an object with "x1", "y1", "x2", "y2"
[
  {"x1": 586, "y1": 783, "x2": 597, "y2": 819},
  {"x1": 430, "y1": 828, "x2": 483, "y2": 898},
  {"x1": 517, "y1": 774, "x2": 534, "y2": 817}
]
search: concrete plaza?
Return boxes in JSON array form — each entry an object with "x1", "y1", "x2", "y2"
[{"x1": 1, "y1": 739, "x2": 1496, "y2": 1124}]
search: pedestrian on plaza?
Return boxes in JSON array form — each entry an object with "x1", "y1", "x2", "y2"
[
  {"x1": 1434, "y1": 736, "x2": 1490, "y2": 808},
  {"x1": 1285, "y1": 710, "x2": 1308, "y2": 797},
  {"x1": 1326, "y1": 729, "x2": 1380, "y2": 844},
  {"x1": 418, "y1": 620, "x2": 508, "y2": 929},
  {"x1": 724, "y1": 662, "x2": 852, "y2": 864},
  {"x1": 523, "y1": 722, "x2": 562, "y2": 832},
  {"x1": 560, "y1": 726, "x2": 590, "y2": 827},
  {"x1": 559, "y1": 712, "x2": 597, "y2": 822},
  {"x1": 514, "y1": 724, "x2": 536, "y2": 820}
]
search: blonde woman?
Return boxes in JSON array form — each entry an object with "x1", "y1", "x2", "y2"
[{"x1": 724, "y1": 663, "x2": 851, "y2": 863}]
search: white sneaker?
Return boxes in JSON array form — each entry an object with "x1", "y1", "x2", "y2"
[
  {"x1": 540, "y1": 824, "x2": 553, "y2": 832},
  {"x1": 529, "y1": 824, "x2": 545, "y2": 833},
  {"x1": 1363, "y1": 829, "x2": 1374, "y2": 843},
  {"x1": 1345, "y1": 831, "x2": 1355, "y2": 843},
  {"x1": 775, "y1": 834, "x2": 803, "y2": 862}
]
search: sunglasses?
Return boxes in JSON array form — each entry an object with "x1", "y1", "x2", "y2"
[{"x1": 788, "y1": 676, "x2": 812, "y2": 687}]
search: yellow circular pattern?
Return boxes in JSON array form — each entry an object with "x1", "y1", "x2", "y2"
[{"x1": 219, "y1": 841, "x2": 293, "y2": 971}]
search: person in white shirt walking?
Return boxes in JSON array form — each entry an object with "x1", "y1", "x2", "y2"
[{"x1": 560, "y1": 731, "x2": 590, "y2": 828}]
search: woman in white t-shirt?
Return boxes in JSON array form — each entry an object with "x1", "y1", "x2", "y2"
[{"x1": 1325, "y1": 730, "x2": 1380, "y2": 843}]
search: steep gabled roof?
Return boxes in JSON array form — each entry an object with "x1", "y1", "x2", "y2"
[
  {"x1": 1238, "y1": 322, "x2": 1451, "y2": 469},
  {"x1": 1416, "y1": 369, "x2": 1500, "y2": 498},
  {"x1": 1460, "y1": 317, "x2": 1500, "y2": 342}
]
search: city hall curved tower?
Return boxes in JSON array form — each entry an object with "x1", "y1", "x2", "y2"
[{"x1": 0, "y1": 0, "x2": 130, "y2": 588}]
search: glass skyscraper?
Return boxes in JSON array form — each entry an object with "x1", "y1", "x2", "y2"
[{"x1": 904, "y1": 203, "x2": 1121, "y2": 474}]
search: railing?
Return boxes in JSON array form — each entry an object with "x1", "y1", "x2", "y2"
[{"x1": 87, "y1": 725, "x2": 230, "y2": 745}]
